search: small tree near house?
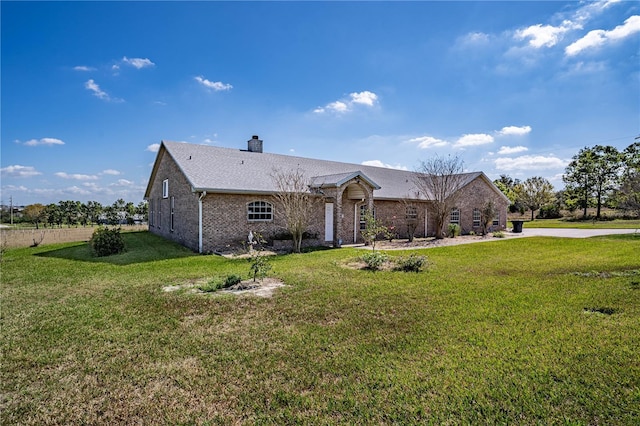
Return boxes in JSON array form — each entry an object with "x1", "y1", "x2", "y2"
[
  {"x1": 480, "y1": 200, "x2": 497, "y2": 236},
  {"x1": 271, "y1": 167, "x2": 319, "y2": 253},
  {"x1": 360, "y1": 209, "x2": 390, "y2": 251},
  {"x1": 413, "y1": 155, "x2": 467, "y2": 239}
]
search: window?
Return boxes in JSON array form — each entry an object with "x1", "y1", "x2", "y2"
[
  {"x1": 493, "y1": 211, "x2": 499, "y2": 226},
  {"x1": 170, "y1": 196, "x2": 175, "y2": 231},
  {"x1": 406, "y1": 205, "x2": 417, "y2": 220},
  {"x1": 359, "y1": 205, "x2": 373, "y2": 230},
  {"x1": 473, "y1": 208, "x2": 481, "y2": 227},
  {"x1": 247, "y1": 201, "x2": 273, "y2": 221},
  {"x1": 162, "y1": 179, "x2": 169, "y2": 199},
  {"x1": 450, "y1": 208, "x2": 460, "y2": 224}
]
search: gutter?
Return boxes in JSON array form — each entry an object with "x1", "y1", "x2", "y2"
[{"x1": 198, "y1": 191, "x2": 207, "y2": 253}]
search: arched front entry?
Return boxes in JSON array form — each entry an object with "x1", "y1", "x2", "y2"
[{"x1": 310, "y1": 171, "x2": 380, "y2": 247}]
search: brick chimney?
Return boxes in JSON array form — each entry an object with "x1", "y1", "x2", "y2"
[{"x1": 247, "y1": 135, "x2": 263, "y2": 153}]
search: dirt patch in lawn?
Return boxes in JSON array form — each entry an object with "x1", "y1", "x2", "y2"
[{"x1": 162, "y1": 277, "x2": 285, "y2": 298}]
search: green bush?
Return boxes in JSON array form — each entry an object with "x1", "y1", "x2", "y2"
[
  {"x1": 359, "y1": 251, "x2": 389, "y2": 271},
  {"x1": 493, "y1": 231, "x2": 505, "y2": 238},
  {"x1": 90, "y1": 227, "x2": 125, "y2": 257},
  {"x1": 199, "y1": 274, "x2": 244, "y2": 292},
  {"x1": 394, "y1": 254, "x2": 427, "y2": 272},
  {"x1": 448, "y1": 224, "x2": 461, "y2": 238},
  {"x1": 225, "y1": 274, "x2": 243, "y2": 287}
]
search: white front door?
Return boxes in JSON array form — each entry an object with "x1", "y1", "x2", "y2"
[{"x1": 325, "y1": 203, "x2": 334, "y2": 242}]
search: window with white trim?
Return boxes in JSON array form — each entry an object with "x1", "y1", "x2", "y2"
[
  {"x1": 406, "y1": 205, "x2": 417, "y2": 220},
  {"x1": 162, "y1": 179, "x2": 169, "y2": 199},
  {"x1": 450, "y1": 208, "x2": 460, "y2": 224},
  {"x1": 359, "y1": 205, "x2": 374, "y2": 230},
  {"x1": 473, "y1": 208, "x2": 481, "y2": 227},
  {"x1": 493, "y1": 211, "x2": 499, "y2": 226},
  {"x1": 247, "y1": 201, "x2": 273, "y2": 221}
]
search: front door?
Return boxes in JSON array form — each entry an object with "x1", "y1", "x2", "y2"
[{"x1": 324, "y1": 203, "x2": 334, "y2": 242}]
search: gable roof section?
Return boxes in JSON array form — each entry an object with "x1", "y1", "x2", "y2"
[
  {"x1": 310, "y1": 171, "x2": 381, "y2": 190},
  {"x1": 145, "y1": 141, "x2": 508, "y2": 202}
]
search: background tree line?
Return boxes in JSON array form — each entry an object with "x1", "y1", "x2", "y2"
[
  {"x1": 494, "y1": 141, "x2": 639, "y2": 220},
  {"x1": 5, "y1": 199, "x2": 148, "y2": 229}
]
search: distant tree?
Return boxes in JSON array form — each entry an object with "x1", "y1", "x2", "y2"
[
  {"x1": 136, "y1": 201, "x2": 148, "y2": 222},
  {"x1": 271, "y1": 168, "x2": 319, "y2": 253},
  {"x1": 414, "y1": 154, "x2": 467, "y2": 239},
  {"x1": 493, "y1": 174, "x2": 524, "y2": 214},
  {"x1": 44, "y1": 203, "x2": 63, "y2": 227},
  {"x1": 564, "y1": 145, "x2": 622, "y2": 219},
  {"x1": 23, "y1": 204, "x2": 46, "y2": 229},
  {"x1": 58, "y1": 200, "x2": 80, "y2": 227},
  {"x1": 85, "y1": 201, "x2": 103, "y2": 226},
  {"x1": 617, "y1": 141, "x2": 640, "y2": 216},
  {"x1": 515, "y1": 176, "x2": 555, "y2": 221},
  {"x1": 105, "y1": 205, "x2": 120, "y2": 226},
  {"x1": 125, "y1": 202, "x2": 136, "y2": 225}
]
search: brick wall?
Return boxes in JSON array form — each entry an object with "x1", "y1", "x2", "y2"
[
  {"x1": 147, "y1": 150, "x2": 200, "y2": 251},
  {"x1": 201, "y1": 194, "x2": 326, "y2": 253}
]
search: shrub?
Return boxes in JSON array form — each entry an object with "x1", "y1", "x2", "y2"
[
  {"x1": 249, "y1": 251, "x2": 272, "y2": 282},
  {"x1": 90, "y1": 226, "x2": 125, "y2": 257},
  {"x1": 394, "y1": 254, "x2": 427, "y2": 272},
  {"x1": 493, "y1": 231, "x2": 505, "y2": 238},
  {"x1": 199, "y1": 274, "x2": 244, "y2": 292},
  {"x1": 359, "y1": 251, "x2": 389, "y2": 271},
  {"x1": 225, "y1": 274, "x2": 243, "y2": 287},
  {"x1": 448, "y1": 224, "x2": 461, "y2": 238}
]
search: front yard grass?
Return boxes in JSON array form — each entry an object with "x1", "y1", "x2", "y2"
[{"x1": 2, "y1": 231, "x2": 639, "y2": 424}]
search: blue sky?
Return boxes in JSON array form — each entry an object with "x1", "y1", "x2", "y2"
[{"x1": 2, "y1": 1, "x2": 639, "y2": 206}]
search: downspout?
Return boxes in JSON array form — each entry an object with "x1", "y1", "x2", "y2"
[
  {"x1": 198, "y1": 191, "x2": 207, "y2": 253},
  {"x1": 425, "y1": 207, "x2": 428, "y2": 237}
]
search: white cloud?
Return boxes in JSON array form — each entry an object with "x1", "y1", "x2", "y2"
[
  {"x1": 459, "y1": 32, "x2": 491, "y2": 47},
  {"x1": 101, "y1": 169, "x2": 121, "y2": 176},
  {"x1": 454, "y1": 133, "x2": 494, "y2": 147},
  {"x1": 314, "y1": 90, "x2": 379, "y2": 114},
  {"x1": 565, "y1": 15, "x2": 640, "y2": 56},
  {"x1": 361, "y1": 160, "x2": 408, "y2": 170},
  {"x1": 516, "y1": 22, "x2": 577, "y2": 48},
  {"x1": 1, "y1": 165, "x2": 42, "y2": 178},
  {"x1": 497, "y1": 125, "x2": 532, "y2": 136},
  {"x1": 110, "y1": 179, "x2": 134, "y2": 187},
  {"x1": 146, "y1": 143, "x2": 160, "y2": 153},
  {"x1": 498, "y1": 146, "x2": 529, "y2": 155},
  {"x1": 73, "y1": 65, "x2": 95, "y2": 71},
  {"x1": 54, "y1": 172, "x2": 99, "y2": 181},
  {"x1": 408, "y1": 136, "x2": 449, "y2": 149},
  {"x1": 84, "y1": 79, "x2": 122, "y2": 102},
  {"x1": 194, "y1": 76, "x2": 233, "y2": 91},
  {"x1": 23, "y1": 137, "x2": 65, "y2": 147},
  {"x1": 494, "y1": 155, "x2": 568, "y2": 171},
  {"x1": 122, "y1": 56, "x2": 155, "y2": 69},
  {"x1": 350, "y1": 91, "x2": 378, "y2": 107}
]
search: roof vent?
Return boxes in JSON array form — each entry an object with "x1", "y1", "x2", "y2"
[{"x1": 247, "y1": 135, "x2": 263, "y2": 153}]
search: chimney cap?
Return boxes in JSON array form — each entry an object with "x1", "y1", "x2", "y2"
[{"x1": 251, "y1": 135, "x2": 260, "y2": 139}]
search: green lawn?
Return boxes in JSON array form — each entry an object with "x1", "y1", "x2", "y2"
[
  {"x1": 513, "y1": 217, "x2": 640, "y2": 229},
  {"x1": 2, "y1": 231, "x2": 639, "y2": 424}
]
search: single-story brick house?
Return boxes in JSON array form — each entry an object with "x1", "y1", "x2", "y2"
[{"x1": 145, "y1": 136, "x2": 509, "y2": 253}]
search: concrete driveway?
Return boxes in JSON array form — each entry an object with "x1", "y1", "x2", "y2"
[{"x1": 507, "y1": 227, "x2": 639, "y2": 238}]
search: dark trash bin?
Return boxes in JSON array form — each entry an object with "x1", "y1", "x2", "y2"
[{"x1": 511, "y1": 220, "x2": 524, "y2": 233}]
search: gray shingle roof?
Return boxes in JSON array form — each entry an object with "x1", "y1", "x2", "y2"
[{"x1": 148, "y1": 141, "x2": 505, "y2": 202}]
